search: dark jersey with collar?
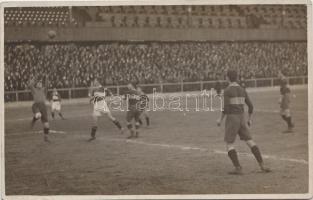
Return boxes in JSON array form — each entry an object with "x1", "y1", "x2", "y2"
[
  {"x1": 124, "y1": 89, "x2": 141, "y2": 110},
  {"x1": 139, "y1": 94, "x2": 149, "y2": 110},
  {"x1": 223, "y1": 82, "x2": 253, "y2": 115},
  {"x1": 29, "y1": 80, "x2": 47, "y2": 103},
  {"x1": 280, "y1": 85, "x2": 291, "y2": 109}
]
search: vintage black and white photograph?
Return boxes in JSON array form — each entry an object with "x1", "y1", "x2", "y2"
[{"x1": 1, "y1": 1, "x2": 311, "y2": 198}]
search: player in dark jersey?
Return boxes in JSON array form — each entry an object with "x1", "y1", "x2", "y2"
[
  {"x1": 216, "y1": 70, "x2": 271, "y2": 175},
  {"x1": 124, "y1": 82, "x2": 142, "y2": 139},
  {"x1": 29, "y1": 76, "x2": 50, "y2": 142},
  {"x1": 137, "y1": 87, "x2": 150, "y2": 127},
  {"x1": 88, "y1": 78, "x2": 124, "y2": 141},
  {"x1": 50, "y1": 88, "x2": 65, "y2": 120},
  {"x1": 278, "y1": 73, "x2": 294, "y2": 133}
]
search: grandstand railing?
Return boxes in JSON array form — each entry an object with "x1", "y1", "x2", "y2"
[{"x1": 4, "y1": 76, "x2": 308, "y2": 102}]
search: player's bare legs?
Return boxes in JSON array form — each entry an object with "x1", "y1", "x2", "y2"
[
  {"x1": 52, "y1": 109, "x2": 65, "y2": 120},
  {"x1": 246, "y1": 140, "x2": 271, "y2": 172},
  {"x1": 31, "y1": 112, "x2": 41, "y2": 128},
  {"x1": 51, "y1": 110, "x2": 55, "y2": 120},
  {"x1": 57, "y1": 111, "x2": 65, "y2": 120},
  {"x1": 106, "y1": 112, "x2": 124, "y2": 134},
  {"x1": 280, "y1": 111, "x2": 294, "y2": 133},
  {"x1": 226, "y1": 143, "x2": 243, "y2": 175}
]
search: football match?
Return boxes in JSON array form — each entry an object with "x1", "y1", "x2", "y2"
[{"x1": 2, "y1": 3, "x2": 310, "y2": 197}]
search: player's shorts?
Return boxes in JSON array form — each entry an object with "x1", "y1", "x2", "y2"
[
  {"x1": 126, "y1": 108, "x2": 142, "y2": 123},
  {"x1": 224, "y1": 114, "x2": 252, "y2": 144},
  {"x1": 93, "y1": 100, "x2": 110, "y2": 117},
  {"x1": 280, "y1": 108, "x2": 291, "y2": 117},
  {"x1": 32, "y1": 102, "x2": 48, "y2": 123},
  {"x1": 51, "y1": 101, "x2": 61, "y2": 111}
]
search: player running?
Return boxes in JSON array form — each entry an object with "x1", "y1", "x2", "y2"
[
  {"x1": 50, "y1": 88, "x2": 65, "y2": 120},
  {"x1": 29, "y1": 76, "x2": 50, "y2": 142},
  {"x1": 88, "y1": 78, "x2": 124, "y2": 141},
  {"x1": 216, "y1": 70, "x2": 271, "y2": 175},
  {"x1": 124, "y1": 82, "x2": 142, "y2": 139},
  {"x1": 278, "y1": 72, "x2": 294, "y2": 133},
  {"x1": 137, "y1": 87, "x2": 150, "y2": 127}
]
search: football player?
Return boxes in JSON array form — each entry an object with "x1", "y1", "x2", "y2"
[
  {"x1": 124, "y1": 82, "x2": 142, "y2": 139},
  {"x1": 278, "y1": 72, "x2": 294, "y2": 133},
  {"x1": 50, "y1": 88, "x2": 65, "y2": 120},
  {"x1": 29, "y1": 75, "x2": 50, "y2": 142},
  {"x1": 216, "y1": 70, "x2": 271, "y2": 175},
  {"x1": 88, "y1": 78, "x2": 124, "y2": 141},
  {"x1": 137, "y1": 87, "x2": 150, "y2": 127}
]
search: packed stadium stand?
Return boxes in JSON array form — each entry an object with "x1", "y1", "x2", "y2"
[
  {"x1": 4, "y1": 42, "x2": 307, "y2": 91},
  {"x1": 4, "y1": 5, "x2": 307, "y2": 92}
]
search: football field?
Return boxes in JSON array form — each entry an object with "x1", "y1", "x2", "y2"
[{"x1": 4, "y1": 86, "x2": 308, "y2": 195}]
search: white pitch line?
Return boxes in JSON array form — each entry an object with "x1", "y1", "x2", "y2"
[
  {"x1": 4, "y1": 132, "x2": 308, "y2": 165},
  {"x1": 6, "y1": 108, "x2": 306, "y2": 123},
  {"x1": 115, "y1": 139, "x2": 308, "y2": 165},
  {"x1": 5, "y1": 129, "x2": 67, "y2": 137},
  {"x1": 5, "y1": 109, "x2": 279, "y2": 123}
]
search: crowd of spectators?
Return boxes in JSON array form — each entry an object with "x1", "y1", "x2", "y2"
[{"x1": 4, "y1": 41, "x2": 307, "y2": 91}]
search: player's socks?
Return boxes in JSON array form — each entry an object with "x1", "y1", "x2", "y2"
[
  {"x1": 250, "y1": 146, "x2": 271, "y2": 172},
  {"x1": 135, "y1": 123, "x2": 140, "y2": 138},
  {"x1": 44, "y1": 127, "x2": 49, "y2": 134},
  {"x1": 286, "y1": 117, "x2": 293, "y2": 128},
  {"x1": 228, "y1": 149, "x2": 241, "y2": 169},
  {"x1": 43, "y1": 128, "x2": 50, "y2": 142},
  {"x1": 127, "y1": 124, "x2": 134, "y2": 139},
  {"x1": 59, "y1": 113, "x2": 65, "y2": 119},
  {"x1": 112, "y1": 120, "x2": 122, "y2": 130},
  {"x1": 145, "y1": 117, "x2": 150, "y2": 126},
  {"x1": 227, "y1": 149, "x2": 242, "y2": 175},
  {"x1": 250, "y1": 145, "x2": 263, "y2": 164},
  {"x1": 51, "y1": 112, "x2": 55, "y2": 119},
  {"x1": 281, "y1": 115, "x2": 287, "y2": 122},
  {"x1": 89, "y1": 126, "x2": 97, "y2": 141}
]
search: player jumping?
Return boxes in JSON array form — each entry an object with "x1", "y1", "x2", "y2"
[
  {"x1": 124, "y1": 82, "x2": 142, "y2": 139},
  {"x1": 216, "y1": 70, "x2": 271, "y2": 175},
  {"x1": 137, "y1": 87, "x2": 150, "y2": 127},
  {"x1": 88, "y1": 78, "x2": 124, "y2": 141},
  {"x1": 278, "y1": 72, "x2": 294, "y2": 133},
  {"x1": 29, "y1": 76, "x2": 50, "y2": 142},
  {"x1": 50, "y1": 88, "x2": 65, "y2": 120}
]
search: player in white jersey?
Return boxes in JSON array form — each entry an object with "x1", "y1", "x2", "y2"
[
  {"x1": 88, "y1": 78, "x2": 124, "y2": 141},
  {"x1": 50, "y1": 88, "x2": 65, "y2": 120}
]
